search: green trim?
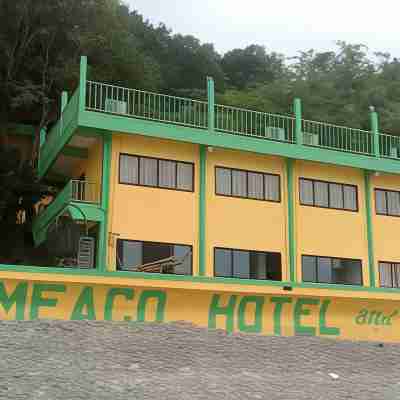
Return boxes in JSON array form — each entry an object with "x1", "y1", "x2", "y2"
[
  {"x1": 79, "y1": 56, "x2": 87, "y2": 112},
  {"x1": 61, "y1": 91, "x2": 68, "y2": 113},
  {"x1": 1, "y1": 264, "x2": 400, "y2": 296},
  {"x1": 370, "y1": 111, "x2": 380, "y2": 158},
  {"x1": 199, "y1": 145, "x2": 207, "y2": 276},
  {"x1": 364, "y1": 170, "x2": 376, "y2": 287},
  {"x1": 286, "y1": 159, "x2": 296, "y2": 282},
  {"x1": 293, "y1": 98, "x2": 302, "y2": 145},
  {"x1": 97, "y1": 133, "x2": 112, "y2": 272},
  {"x1": 207, "y1": 77, "x2": 215, "y2": 132},
  {"x1": 79, "y1": 111, "x2": 400, "y2": 175}
]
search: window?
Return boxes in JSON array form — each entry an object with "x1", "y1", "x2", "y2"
[
  {"x1": 302, "y1": 255, "x2": 362, "y2": 285},
  {"x1": 379, "y1": 262, "x2": 400, "y2": 288},
  {"x1": 375, "y1": 189, "x2": 400, "y2": 217},
  {"x1": 119, "y1": 154, "x2": 194, "y2": 192},
  {"x1": 117, "y1": 239, "x2": 192, "y2": 275},
  {"x1": 299, "y1": 178, "x2": 358, "y2": 211},
  {"x1": 215, "y1": 167, "x2": 280, "y2": 202},
  {"x1": 214, "y1": 247, "x2": 282, "y2": 281}
]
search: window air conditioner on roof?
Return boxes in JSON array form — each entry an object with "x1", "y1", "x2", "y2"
[
  {"x1": 303, "y1": 132, "x2": 319, "y2": 146},
  {"x1": 105, "y1": 98, "x2": 127, "y2": 114},
  {"x1": 390, "y1": 146, "x2": 399, "y2": 158},
  {"x1": 265, "y1": 126, "x2": 285, "y2": 141}
]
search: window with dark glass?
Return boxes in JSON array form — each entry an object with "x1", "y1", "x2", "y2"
[
  {"x1": 117, "y1": 239, "x2": 192, "y2": 275},
  {"x1": 375, "y1": 189, "x2": 400, "y2": 217},
  {"x1": 302, "y1": 255, "x2": 362, "y2": 285},
  {"x1": 215, "y1": 167, "x2": 280, "y2": 202},
  {"x1": 214, "y1": 247, "x2": 282, "y2": 280},
  {"x1": 119, "y1": 154, "x2": 194, "y2": 192},
  {"x1": 379, "y1": 262, "x2": 400, "y2": 288},
  {"x1": 299, "y1": 178, "x2": 358, "y2": 211}
]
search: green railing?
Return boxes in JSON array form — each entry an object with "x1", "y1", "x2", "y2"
[
  {"x1": 379, "y1": 133, "x2": 400, "y2": 160},
  {"x1": 301, "y1": 119, "x2": 374, "y2": 155},
  {"x1": 39, "y1": 87, "x2": 80, "y2": 173},
  {"x1": 86, "y1": 80, "x2": 208, "y2": 129},
  {"x1": 215, "y1": 104, "x2": 295, "y2": 142}
]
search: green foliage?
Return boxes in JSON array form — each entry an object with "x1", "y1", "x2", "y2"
[{"x1": 1, "y1": 1, "x2": 400, "y2": 135}]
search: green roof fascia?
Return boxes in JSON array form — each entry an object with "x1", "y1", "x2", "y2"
[
  {"x1": 67, "y1": 202, "x2": 104, "y2": 222},
  {"x1": 79, "y1": 110, "x2": 400, "y2": 175}
]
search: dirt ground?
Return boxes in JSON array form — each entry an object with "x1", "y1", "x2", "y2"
[{"x1": 0, "y1": 320, "x2": 399, "y2": 400}]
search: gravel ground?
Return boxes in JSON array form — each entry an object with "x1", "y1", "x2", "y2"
[{"x1": 0, "y1": 320, "x2": 399, "y2": 400}]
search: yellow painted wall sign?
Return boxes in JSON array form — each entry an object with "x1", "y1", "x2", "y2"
[{"x1": 1, "y1": 278, "x2": 399, "y2": 342}]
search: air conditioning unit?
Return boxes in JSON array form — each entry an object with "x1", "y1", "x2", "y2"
[
  {"x1": 266, "y1": 126, "x2": 285, "y2": 141},
  {"x1": 105, "y1": 98, "x2": 127, "y2": 114},
  {"x1": 390, "y1": 146, "x2": 399, "y2": 158},
  {"x1": 303, "y1": 132, "x2": 319, "y2": 146},
  {"x1": 77, "y1": 236, "x2": 95, "y2": 269}
]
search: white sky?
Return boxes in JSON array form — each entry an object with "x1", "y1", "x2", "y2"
[{"x1": 126, "y1": 0, "x2": 400, "y2": 58}]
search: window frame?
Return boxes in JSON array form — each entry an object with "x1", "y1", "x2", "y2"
[
  {"x1": 116, "y1": 238, "x2": 193, "y2": 275},
  {"x1": 374, "y1": 188, "x2": 400, "y2": 217},
  {"x1": 213, "y1": 246, "x2": 282, "y2": 281},
  {"x1": 119, "y1": 153, "x2": 195, "y2": 193},
  {"x1": 378, "y1": 261, "x2": 400, "y2": 288},
  {"x1": 299, "y1": 178, "x2": 358, "y2": 212},
  {"x1": 214, "y1": 166, "x2": 281, "y2": 203},
  {"x1": 301, "y1": 254, "x2": 363, "y2": 286}
]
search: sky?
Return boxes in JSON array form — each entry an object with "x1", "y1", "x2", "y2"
[{"x1": 126, "y1": 0, "x2": 400, "y2": 58}]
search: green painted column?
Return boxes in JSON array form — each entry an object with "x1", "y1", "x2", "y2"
[
  {"x1": 198, "y1": 145, "x2": 207, "y2": 276},
  {"x1": 97, "y1": 133, "x2": 112, "y2": 272},
  {"x1": 207, "y1": 77, "x2": 215, "y2": 133},
  {"x1": 293, "y1": 98, "x2": 302, "y2": 145},
  {"x1": 370, "y1": 108, "x2": 380, "y2": 157},
  {"x1": 79, "y1": 56, "x2": 88, "y2": 112},
  {"x1": 364, "y1": 170, "x2": 376, "y2": 287},
  {"x1": 286, "y1": 158, "x2": 296, "y2": 282},
  {"x1": 61, "y1": 91, "x2": 69, "y2": 112}
]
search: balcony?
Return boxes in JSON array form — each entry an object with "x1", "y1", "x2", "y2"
[
  {"x1": 32, "y1": 180, "x2": 102, "y2": 246},
  {"x1": 38, "y1": 56, "x2": 400, "y2": 180}
]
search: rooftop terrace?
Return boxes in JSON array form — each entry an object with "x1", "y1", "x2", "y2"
[{"x1": 38, "y1": 57, "x2": 400, "y2": 179}]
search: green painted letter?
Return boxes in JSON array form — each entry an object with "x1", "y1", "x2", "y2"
[
  {"x1": 104, "y1": 288, "x2": 134, "y2": 321},
  {"x1": 319, "y1": 300, "x2": 340, "y2": 336},
  {"x1": 294, "y1": 298, "x2": 319, "y2": 336},
  {"x1": 208, "y1": 295, "x2": 237, "y2": 334},
  {"x1": 71, "y1": 286, "x2": 96, "y2": 320},
  {"x1": 271, "y1": 297, "x2": 292, "y2": 335},
  {"x1": 137, "y1": 291, "x2": 166, "y2": 323},
  {"x1": 238, "y1": 296, "x2": 264, "y2": 333},
  {"x1": 30, "y1": 284, "x2": 66, "y2": 320},
  {"x1": 0, "y1": 281, "x2": 28, "y2": 320}
]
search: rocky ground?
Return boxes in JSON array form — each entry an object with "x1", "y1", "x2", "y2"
[{"x1": 0, "y1": 320, "x2": 399, "y2": 400}]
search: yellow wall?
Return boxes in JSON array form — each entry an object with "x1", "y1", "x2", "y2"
[
  {"x1": 1, "y1": 273, "x2": 400, "y2": 343},
  {"x1": 371, "y1": 173, "x2": 400, "y2": 287},
  {"x1": 107, "y1": 134, "x2": 199, "y2": 273},
  {"x1": 205, "y1": 148, "x2": 288, "y2": 279},
  {"x1": 293, "y1": 161, "x2": 370, "y2": 284}
]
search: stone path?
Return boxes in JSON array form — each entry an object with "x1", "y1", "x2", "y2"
[{"x1": 0, "y1": 320, "x2": 399, "y2": 399}]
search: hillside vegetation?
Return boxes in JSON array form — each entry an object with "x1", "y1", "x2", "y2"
[{"x1": 1, "y1": 0, "x2": 400, "y2": 133}]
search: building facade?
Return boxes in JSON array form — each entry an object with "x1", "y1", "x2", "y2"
[{"x1": 1, "y1": 57, "x2": 400, "y2": 342}]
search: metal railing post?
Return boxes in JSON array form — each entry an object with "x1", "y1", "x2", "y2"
[
  {"x1": 207, "y1": 77, "x2": 215, "y2": 133},
  {"x1": 370, "y1": 106, "x2": 380, "y2": 157},
  {"x1": 294, "y1": 98, "x2": 302, "y2": 145},
  {"x1": 79, "y1": 56, "x2": 88, "y2": 112}
]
